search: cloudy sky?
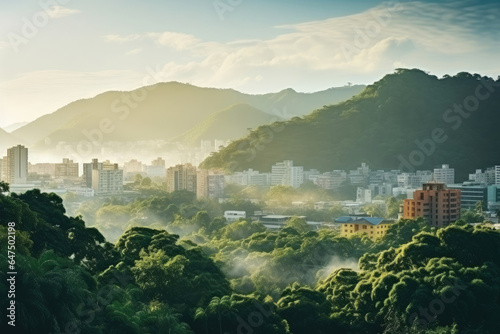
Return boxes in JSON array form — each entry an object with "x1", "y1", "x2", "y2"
[{"x1": 0, "y1": 0, "x2": 499, "y2": 128}]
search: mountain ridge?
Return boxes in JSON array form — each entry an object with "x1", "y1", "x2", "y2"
[
  {"x1": 200, "y1": 69, "x2": 500, "y2": 181},
  {"x1": 10, "y1": 82, "x2": 365, "y2": 153}
]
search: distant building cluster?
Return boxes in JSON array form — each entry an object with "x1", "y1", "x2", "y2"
[
  {"x1": 0, "y1": 145, "x2": 226, "y2": 200},
  {"x1": 225, "y1": 161, "x2": 500, "y2": 213},
  {"x1": 1, "y1": 144, "x2": 499, "y2": 224}
]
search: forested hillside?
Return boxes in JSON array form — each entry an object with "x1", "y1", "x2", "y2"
[
  {"x1": 2, "y1": 184, "x2": 500, "y2": 333},
  {"x1": 201, "y1": 69, "x2": 500, "y2": 181}
]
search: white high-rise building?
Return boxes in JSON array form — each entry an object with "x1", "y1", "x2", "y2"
[
  {"x1": 433, "y1": 164, "x2": 455, "y2": 185},
  {"x1": 271, "y1": 160, "x2": 304, "y2": 188},
  {"x1": 7, "y1": 145, "x2": 28, "y2": 184}
]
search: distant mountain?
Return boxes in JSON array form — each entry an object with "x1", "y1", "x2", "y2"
[
  {"x1": 248, "y1": 85, "x2": 366, "y2": 118},
  {"x1": 2, "y1": 122, "x2": 28, "y2": 133},
  {"x1": 0, "y1": 128, "x2": 22, "y2": 154},
  {"x1": 11, "y1": 82, "x2": 365, "y2": 152},
  {"x1": 201, "y1": 69, "x2": 500, "y2": 181},
  {"x1": 173, "y1": 103, "x2": 279, "y2": 146}
]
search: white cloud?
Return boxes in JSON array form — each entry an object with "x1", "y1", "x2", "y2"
[
  {"x1": 126, "y1": 48, "x2": 142, "y2": 55},
  {"x1": 45, "y1": 6, "x2": 81, "y2": 19},
  {"x1": 104, "y1": 31, "x2": 201, "y2": 51},
  {"x1": 147, "y1": 32, "x2": 200, "y2": 50},
  {"x1": 104, "y1": 34, "x2": 141, "y2": 43},
  {"x1": 142, "y1": 1, "x2": 500, "y2": 90}
]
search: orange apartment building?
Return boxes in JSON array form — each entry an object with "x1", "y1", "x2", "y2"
[{"x1": 403, "y1": 182, "x2": 461, "y2": 227}]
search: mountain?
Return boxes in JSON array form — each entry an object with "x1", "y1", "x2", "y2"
[
  {"x1": 173, "y1": 103, "x2": 279, "y2": 146},
  {"x1": 248, "y1": 85, "x2": 366, "y2": 118},
  {"x1": 2, "y1": 122, "x2": 29, "y2": 133},
  {"x1": 11, "y1": 82, "x2": 365, "y2": 152},
  {"x1": 0, "y1": 128, "x2": 23, "y2": 153},
  {"x1": 200, "y1": 69, "x2": 500, "y2": 181}
]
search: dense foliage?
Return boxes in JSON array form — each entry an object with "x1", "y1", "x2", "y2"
[
  {"x1": 2, "y1": 187, "x2": 500, "y2": 333},
  {"x1": 201, "y1": 69, "x2": 500, "y2": 180}
]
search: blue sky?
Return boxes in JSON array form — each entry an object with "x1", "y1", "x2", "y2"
[{"x1": 0, "y1": 0, "x2": 499, "y2": 127}]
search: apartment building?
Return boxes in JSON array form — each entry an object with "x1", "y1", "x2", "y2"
[
  {"x1": 403, "y1": 182, "x2": 461, "y2": 227},
  {"x1": 166, "y1": 163, "x2": 197, "y2": 193}
]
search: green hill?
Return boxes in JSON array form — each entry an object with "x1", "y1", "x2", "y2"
[
  {"x1": 11, "y1": 82, "x2": 364, "y2": 152},
  {"x1": 200, "y1": 69, "x2": 500, "y2": 181},
  {"x1": 173, "y1": 103, "x2": 279, "y2": 146}
]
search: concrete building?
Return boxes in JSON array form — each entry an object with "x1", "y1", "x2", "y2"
[
  {"x1": 313, "y1": 170, "x2": 347, "y2": 190},
  {"x1": 7, "y1": 145, "x2": 28, "y2": 184},
  {"x1": 469, "y1": 166, "x2": 500, "y2": 185},
  {"x1": 258, "y1": 215, "x2": 307, "y2": 229},
  {"x1": 448, "y1": 182, "x2": 500, "y2": 211},
  {"x1": 336, "y1": 216, "x2": 394, "y2": 240},
  {"x1": 488, "y1": 186, "x2": 500, "y2": 212},
  {"x1": 369, "y1": 183, "x2": 394, "y2": 197},
  {"x1": 55, "y1": 158, "x2": 79, "y2": 179},
  {"x1": 197, "y1": 169, "x2": 225, "y2": 199},
  {"x1": 448, "y1": 182, "x2": 487, "y2": 211},
  {"x1": 83, "y1": 159, "x2": 123, "y2": 195},
  {"x1": 124, "y1": 159, "x2": 143, "y2": 175},
  {"x1": 29, "y1": 163, "x2": 56, "y2": 177},
  {"x1": 224, "y1": 210, "x2": 246, "y2": 222},
  {"x1": 433, "y1": 164, "x2": 455, "y2": 185},
  {"x1": 225, "y1": 169, "x2": 271, "y2": 187},
  {"x1": 83, "y1": 159, "x2": 103, "y2": 188},
  {"x1": 356, "y1": 187, "x2": 372, "y2": 204},
  {"x1": 348, "y1": 163, "x2": 370, "y2": 186},
  {"x1": 0, "y1": 156, "x2": 8, "y2": 182},
  {"x1": 28, "y1": 158, "x2": 78, "y2": 180},
  {"x1": 166, "y1": 163, "x2": 197, "y2": 193},
  {"x1": 397, "y1": 171, "x2": 433, "y2": 188},
  {"x1": 271, "y1": 160, "x2": 304, "y2": 188},
  {"x1": 303, "y1": 169, "x2": 321, "y2": 182},
  {"x1": 144, "y1": 165, "x2": 166, "y2": 178},
  {"x1": 403, "y1": 182, "x2": 461, "y2": 227},
  {"x1": 67, "y1": 187, "x2": 95, "y2": 197},
  {"x1": 151, "y1": 157, "x2": 166, "y2": 167},
  {"x1": 496, "y1": 166, "x2": 500, "y2": 186}
]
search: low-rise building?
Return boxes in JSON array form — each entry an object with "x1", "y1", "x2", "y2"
[
  {"x1": 224, "y1": 210, "x2": 246, "y2": 222},
  {"x1": 336, "y1": 216, "x2": 394, "y2": 240}
]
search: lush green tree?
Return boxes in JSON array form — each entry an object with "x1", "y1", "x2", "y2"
[
  {"x1": 0, "y1": 181, "x2": 10, "y2": 193},
  {"x1": 284, "y1": 217, "x2": 310, "y2": 234}
]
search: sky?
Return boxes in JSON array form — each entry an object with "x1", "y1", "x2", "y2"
[{"x1": 0, "y1": 0, "x2": 499, "y2": 128}]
